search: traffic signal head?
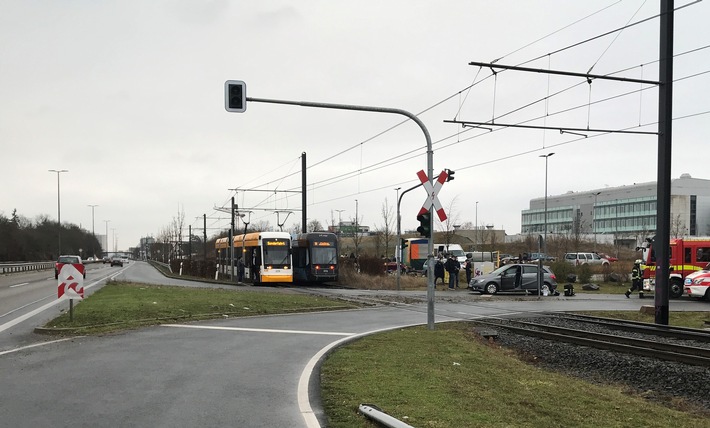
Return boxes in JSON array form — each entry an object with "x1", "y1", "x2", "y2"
[
  {"x1": 401, "y1": 238, "x2": 408, "y2": 251},
  {"x1": 445, "y1": 168, "x2": 455, "y2": 182},
  {"x1": 225, "y1": 80, "x2": 247, "y2": 112},
  {"x1": 416, "y1": 212, "x2": 431, "y2": 238}
]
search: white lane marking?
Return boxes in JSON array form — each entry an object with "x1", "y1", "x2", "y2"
[
  {"x1": 9, "y1": 282, "x2": 29, "y2": 288},
  {"x1": 0, "y1": 295, "x2": 53, "y2": 318},
  {"x1": 162, "y1": 324, "x2": 354, "y2": 336},
  {"x1": 298, "y1": 322, "x2": 423, "y2": 428},
  {"x1": 0, "y1": 337, "x2": 81, "y2": 357},
  {"x1": 0, "y1": 273, "x2": 113, "y2": 334}
]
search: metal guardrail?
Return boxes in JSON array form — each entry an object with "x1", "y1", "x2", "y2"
[
  {"x1": 358, "y1": 404, "x2": 414, "y2": 428},
  {"x1": 0, "y1": 262, "x2": 54, "y2": 274}
]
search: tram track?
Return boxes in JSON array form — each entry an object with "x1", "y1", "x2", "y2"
[{"x1": 473, "y1": 316, "x2": 710, "y2": 367}]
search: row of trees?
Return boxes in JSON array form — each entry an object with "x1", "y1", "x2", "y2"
[{"x1": 0, "y1": 210, "x2": 102, "y2": 261}]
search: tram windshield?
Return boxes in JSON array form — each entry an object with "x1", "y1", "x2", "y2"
[{"x1": 263, "y1": 239, "x2": 290, "y2": 265}]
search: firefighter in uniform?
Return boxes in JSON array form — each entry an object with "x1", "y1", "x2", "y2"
[{"x1": 626, "y1": 259, "x2": 644, "y2": 298}]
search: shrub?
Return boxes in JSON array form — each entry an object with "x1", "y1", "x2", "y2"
[{"x1": 577, "y1": 263, "x2": 592, "y2": 283}]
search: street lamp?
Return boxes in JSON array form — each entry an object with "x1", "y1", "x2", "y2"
[
  {"x1": 335, "y1": 209, "x2": 345, "y2": 233},
  {"x1": 88, "y1": 204, "x2": 98, "y2": 257},
  {"x1": 48, "y1": 169, "x2": 68, "y2": 255},
  {"x1": 539, "y1": 153, "x2": 554, "y2": 252},
  {"x1": 475, "y1": 201, "x2": 479, "y2": 246},
  {"x1": 354, "y1": 199, "x2": 359, "y2": 257},
  {"x1": 104, "y1": 220, "x2": 111, "y2": 256}
]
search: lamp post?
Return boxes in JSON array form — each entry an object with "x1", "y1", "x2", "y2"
[
  {"x1": 88, "y1": 204, "x2": 98, "y2": 257},
  {"x1": 48, "y1": 169, "x2": 68, "y2": 256},
  {"x1": 354, "y1": 199, "x2": 359, "y2": 258},
  {"x1": 539, "y1": 153, "x2": 554, "y2": 253},
  {"x1": 593, "y1": 192, "x2": 601, "y2": 251},
  {"x1": 104, "y1": 220, "x2": 110, "y2": 256},
  {"x1": 335, "y1": 209, "x2": 345, "y2": 234},
  {"x1": 475, "y1": 201, "x2": 479, "y2": 246}
]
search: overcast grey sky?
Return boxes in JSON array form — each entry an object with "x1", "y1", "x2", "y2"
[{"x1": 2, "y1": 1, "x2": 709, "y2": 251}]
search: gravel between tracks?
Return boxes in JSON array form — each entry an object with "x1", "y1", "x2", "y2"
[{"x1": 485, "y1": 315, "x2": 710, "y2": 414}]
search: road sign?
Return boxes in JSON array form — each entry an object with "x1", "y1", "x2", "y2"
[
  {"x1": 416, "y1": 169, "x2": 447, "y2": 221},
  {"x1": 57, "y1": 264, "x2": 85, "y2": 300}
]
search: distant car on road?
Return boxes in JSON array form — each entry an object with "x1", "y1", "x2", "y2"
[
  {"x1": 527, "y1": 252, "x2": 556, "y2": 262},
  {"x1": 110, "y1": 257, "x2": 124, "y2": 267},
  {"x1": 55, "y1": 255, "x2": 85, "y2": 279},
  {"x1": 564, "y1": 252, "x2": 610, "y2": 266},
  {"x1": 468, "y1": 263, "x2": 558, "y2": 296},
  {"x1": 595, "y1": 252, "x2": 618, "y2": 262}
]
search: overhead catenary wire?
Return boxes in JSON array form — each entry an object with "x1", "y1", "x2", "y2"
[{"x1": 214, "y1": 2, "x2": 708, "y2": 230}]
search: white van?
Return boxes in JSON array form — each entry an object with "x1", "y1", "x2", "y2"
[{"x1": 436, "y1": 243, "x2": 467, "y2": 264}]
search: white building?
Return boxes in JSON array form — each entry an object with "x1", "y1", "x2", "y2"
[{"x1": 521, "y1": 174, "x2": 710, "y2": 245}]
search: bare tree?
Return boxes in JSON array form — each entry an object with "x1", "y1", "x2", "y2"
[
  {"x1": 380, "y1": 198, "x2": 394, "y2": 259},
  {"x1": 351, "y1": 214, "x2": 364, "y2": 258},
  {"x1": 307, "y1": 218, "x2": 323, "y2": 232},
  {"x1": 250, "y1": 220, "x2": 272, "y2": 233},
  {"x1": 671, "y1": 214, "x2": 688, "y2": 238},
  {"x1": 438, "y1": 196, "x2": 461, "y2": 246},
  {"x1": 169, "y1": 207, "x2": 186, "y2": 259}
]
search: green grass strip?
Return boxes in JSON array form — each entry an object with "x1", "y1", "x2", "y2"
[
  {"x1": 321, "y1": 322, "x2": 709, "y2": 428},
  {"x1": 45, "y1": 281, "x2": 357, "y2": 334}
]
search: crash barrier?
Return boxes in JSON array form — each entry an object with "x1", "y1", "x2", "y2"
[
  {"x1": 358, "y1": 404, "x2": 414, "y2": 428},
  {"x1": 0, "y1": 262, "x2": 54, "y2": 274}
]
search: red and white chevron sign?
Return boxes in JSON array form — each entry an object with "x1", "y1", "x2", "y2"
[
  {"x1": 57, "y1": 264, "x2": 85, "y2": 300},
  {"x1": 416, "y1": 169, "x2": 447, "y2": 221}
]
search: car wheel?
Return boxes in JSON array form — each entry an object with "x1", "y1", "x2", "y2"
[
  {"x1": 669, "y1": 279, "x2": 683, "y2": 299},
  {"x1": 704, "y1": 288, "x2": 710, "y2": 302},
  {"x1": 485, "y1": 282, "x2": 499, "y2": 295},
  {"x1": 537, "y1": 283, "x2": 551, "y2": 296}
]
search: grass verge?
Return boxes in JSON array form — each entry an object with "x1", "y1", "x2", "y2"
[
  {"x1": 321, "y1": 320, "x2": 709, "y2": 428},
  {"x1": 43, "y1": 281, "x2": 359, "y2": 334}
]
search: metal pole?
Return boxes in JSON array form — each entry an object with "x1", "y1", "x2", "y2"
[
  {"x1": 49, "y1": 169, "x2": 68, "y2": 255},
  {"x1": 104, "y1": 220, "x2": 110, "y2": 256},
  {"x1": 231, "y1": 197, "x2": 236, "y2": 282},
  {"x1": 593, "y1": 192, "x2": 600, "y2": 251},
  {"x1": 475, "y1": 201, "x2": 478, "y2": 246},
  {"x1": 395, "y1": 187, "x2": 401, "y2": 290},
  {"x1": 245, "y1": 96, "x2": 435, "y2": 329},
  {"x1": 655, "y1": 0, "x2": 674, "y2": 325},
  {"x1": 355, "y1": 199, "x2": 359, "y2": 258},
  {"x1": 539, "y1": 153, "x2": 554, "y2": 253},
  {"x1": 88, "y1": 204, "x2": 98, "y2": 257},
  {"x1": 302, "y1": 152, "x2": 307, "y2": 232}
]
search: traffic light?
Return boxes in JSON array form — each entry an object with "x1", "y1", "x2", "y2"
[
  {"x1": 417, "y1": 212, "x2": 431, "y2": 238},
  {"x1": 225, "y1": 80, "x2": 247, "y2": 112},
  {"x1": 445, "y1": 168, "x2": 455, "y2": 182},
  {"x1": 401, "y1": 238, "x2": 408, "y2": 253}
]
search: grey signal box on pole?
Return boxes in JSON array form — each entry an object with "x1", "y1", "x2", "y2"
[{"x1": 225, "y1": 80, "x2": 246, "y2": 112}]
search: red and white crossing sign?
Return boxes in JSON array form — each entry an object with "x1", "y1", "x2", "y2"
[
  {"x1": 416, "y1": 169, "x2": 448, "y2": 221},
  {"x1": 57, "y1": 264, "x2": 85, "y2": 300}
]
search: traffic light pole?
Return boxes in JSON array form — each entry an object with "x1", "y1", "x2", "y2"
[
  {"x1": 244, "y1": 95, "x2": 436, "y2": 329},
  {"x1": 396, "y1": 182, "x2": 426, "y2": 291}
]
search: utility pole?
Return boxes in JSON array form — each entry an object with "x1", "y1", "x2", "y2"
[{"x1": 49, "y1": 169, "x2": 68, "y2": 256}]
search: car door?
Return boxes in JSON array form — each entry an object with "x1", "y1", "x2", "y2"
[
  {"x1": 520, "y1": 265, "x2": 540, "y2": 290},
  {"x1": 499, "y1": 266, "x2": 518, "y2": 290}
]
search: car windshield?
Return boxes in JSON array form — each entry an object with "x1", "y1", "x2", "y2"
[
  {"x1": 490, "y1": 265, "x2": 514, "y2": 276},
  {"x1": 58, "y1": 256, "x2": 79, "y2": 263}
]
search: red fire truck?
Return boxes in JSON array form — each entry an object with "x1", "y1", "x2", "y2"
[{"x1": 636, "y1": 236, "x2": 710, "y2": 298}]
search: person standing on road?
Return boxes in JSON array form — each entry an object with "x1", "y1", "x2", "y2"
[
  {"x1": 444, "y1": 255, "x2": 457, "y2": 290},
  {"x1": 434, "y1": 257, "x2": 445, "y2": 288},
  {"x1": 626, "y1": 259, "x2": 644, "y2": 298},
  {"x1": 464, "y1": 258, "x2": 472, "y2": 285}
]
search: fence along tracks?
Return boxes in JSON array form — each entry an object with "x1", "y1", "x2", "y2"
[{"x1": 474, "y1": 313, "x2": 710, "y2": 367}]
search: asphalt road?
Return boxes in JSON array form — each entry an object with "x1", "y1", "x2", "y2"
[{"x1": 1, "y1": 262, "x2": 709, "y2": 427}]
